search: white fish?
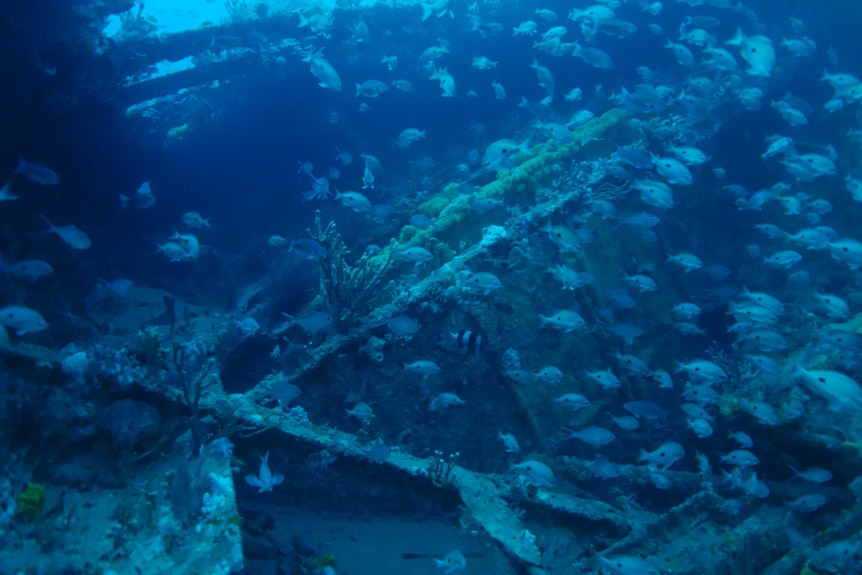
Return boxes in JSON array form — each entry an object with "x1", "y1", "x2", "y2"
[
  {"x1": 634, "y1": 179, "x2": 674, "y2": 210},
  {"x1": 481, "y1": 138, "x2": 532, "y2": 171},
  {"x1": 585, "y1": 369, "x2": 621, "y2": 389},
  {"x1": 404, "y1": 360, "x2": 440, "y2": 378},
  {"x1": 795, "y1": 366, "x2": 862, "y2": 412},
  {"x1": 760, "y1": 136, "x2": 794, "y2": 160},
  {"x1": 665, "y1": 40, "x2": 695, "y2": 67},
  {"x1": 740, "y1": 287, "x2": 784, "y2": 315},
  {"x1": 354, "y1": 79, "x2": 388, "y2": 97},
  {"x1": 538, "y1": 310, "x2": 585, "y2": 332},
  {"x1": 763, "y1": 250, "x2": 802, "y2": 268},
  {"x1": 726, "y1": 27, "x2": 775, "y2": 76},
  {"x1": 434, "y1": 550, "x2": 466, "y2": 575},
  {"x1": 429, "y1": 392, "x2": 466, "y2": 411},
  {"x1": 545, "y1": 223, "x2": 581, "y2": 253},
  {"x1": 169, "y1": 232, "x2": 199, "y2": 259},
  {"x1": 513, "y1": 20, "x2": 538, "y2": 36},
  {"x1": 555, "y1": 393, "x2": 590, "y2": 411},
  {"x1": 638, "y1": 442, "x2": 685, "y2": 469},
  {"x1": 666, "y1": 145, "x2": 710, "y2": 166},
  {"x1": 652, "y1": 154, "x2": 693, "y2": 185},
  {"x1": 615, "y1": 352, "x2": 650, "y2": 375},
  {"x1": 624, "y1": 273, "x2": 657, "y2": 292},
  {"x1": 729, "y1": 431, "x2": 754, "y2": 448},
  {"x1": 491, "y1": 80, "x2": 506, "y2": 100},
  {"x1": 598, "y1": 555, "x2": 660, "y2": 575},
  {"x1": 788, "y1": 466, "x2": 832, "y2": 484},
  {"x1": 781, "y1": 37, "x2": 816, "y2": 58},
  {"x1": 666, "y1": 252, "x2": 703, "y2": 272},
  {"x1": 40, "y1": 215, "x2": 91, "y2": 250},
  {"x1": 564, "y1": 426, "x2": 616, "y2": 447},
  {"x1": 0, "y1": 256, "x2": 53, "y2": 281},
  {"x1": 362, "y1": 157, "x2": 375, "y2": 189},
  {"x1": 739, "y1": 399, "x2": 779, "y2": 426},
  {"x1": 391, "y1": 79, "x2": 413, "y2": 92},
  {"x1": 530, "y1": 59, "x2": 555, "y2": 93},
  {"x1": 430, "y1": 66, "x2": 456, "y2": 97},
  {"x1": 399, "y1": 246, "x2": 433, "y2": 263},
  {"x1": 157, "y1": 241, "x2": 192, "y2": 262},
  {"x1": 568, "y1": 5, "x2": 615, "y2": 23},
  {"x1": 460, "y1": 271, "x2": 502, "y2": 295},
  {"x1": 820, "y1": 69, "x2": 860, "y2": 90},
  {"x1": 674, "y1": 359, "x2": 728, "y2": 385},
  {"x1": 815, "y1": 293, "x2": 850, "y2": 320},
  {"x1": 828, "y1": 238, "x2": 862, "y2": 270},
  {"x1": 534, "y1": 8, "x2": 557, "y2": 21},
  {"x1": 497, "y1": 430, "x2": 520, "y2": 453},
  {"x1": 650, "y1": 369, "x2": 674, "y2": 389},
  {"x1": 509, "y1": 460, "x2": 555, "y2": 486},
  {"x1": 309, "y1": 57, "x2": 342, "y2": 91},
  {"x1": 534, "y1": 365, "x2": 564, "y2": 383},
  {"x1": 728, "y1": 302, "x2": 779, "y2": 326},
  {"x1": 607, "y1": 412, "x2": 640, "y2": 430},
  {"x1": 703, "y1": 46, "x2": 738, "y2": 71},
  {"x1": 564, "y1": 87, "x2": 582, "y2": 101},
  {"x1": 395, "y1": 128, "x2": 426, "y2": 148},
  {"x1": 672, "y1": 302, "x2": 701, "y2": 319},
  {"x1": 688, "y1": 417, "x2": 713, "y2": 437},
  {"x1": 720, "y1": 449, "x2": 760, "y2": 467},
  {"x1": 0, "y1": 305, "x2": 48, "y2": 335},
  {"x1": 345, "y1": 402, "x2": 373, "y2": 422},
  {"x1": 335, "y1": 190, "x2": 372, "y2": 212},
  {"x1": 572, "y1": 42, "x2": 614, "y2": 69},
  {"x1": 181, "y1": 211, "x2": 210, "y2": 228},
  {"x1": 380, "y1": 54, "x2": 398, "y2": 71},
  {"x1": 471, "y1": 56, "x2": 497, "y2": 70}
]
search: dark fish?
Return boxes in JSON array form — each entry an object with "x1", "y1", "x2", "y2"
[
  {"x1": 269, "y1": 382, "x2": 302, "y2": 406},
  {"x1": 623, "y1": 401, "x2": 669, "y2": 421},
  {"x1": 451, "y1": 329, "x2": 483, "y2": 353},
  {"x1": 605, "y1": 287, "x2": 636, "y2": 309},
  {"x1": 410, "y1": 214, "x2": 432, "y2": 229},
  {"x1": 290, "y1": 238, "x2": 326, "y2": 259},
  {"x1": 365, "y1": 444, "x2": 391, "y2": 463},
  {"x1": 492, "y1": 301, "x2": 515, "y2": 314},
  {"x1": 613, "y1": 145, "x2": 653, "y2": 169},
  {"x1": 120, "y1": 181, "x2": 155, "y2": 209}
]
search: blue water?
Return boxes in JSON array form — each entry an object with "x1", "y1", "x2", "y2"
[{"x1": 1, "y1": 0, "x2": 862, "y2": 574}]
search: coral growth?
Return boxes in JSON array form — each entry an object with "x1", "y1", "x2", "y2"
[{"x1": 15, "y1": 483, "x2": 46, "y2": 521}]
